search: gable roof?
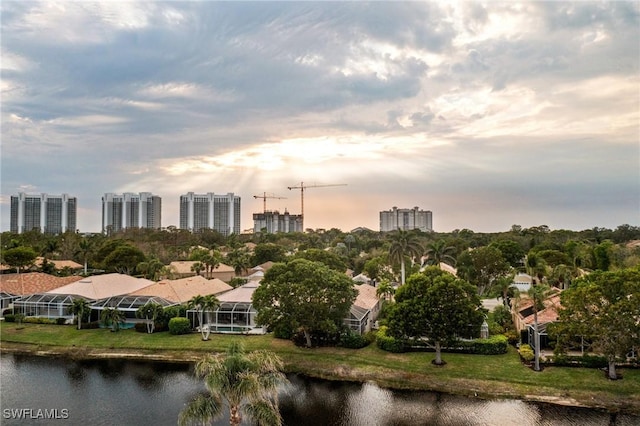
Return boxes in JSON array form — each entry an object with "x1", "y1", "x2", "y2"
[
  {"x1": 35, "y1": 257, "x2": 83, "y2": 270},
  {"x1": 129, "y1": 276, "x2": 232, "y2": 304},
  {"x1": 251, "y1": 261, "x2": 275, "y2": 273},
  {"x1": 217, "y1": 282, "x2": 259, "y2": 304},
  {"x1": 353, "y1": 283, "x2": 379, "y2": 311},
  {"x1": 353, "y1": 273, "x2": 371, "y2": 283},
  {"x1": 0, "y1": 273, "x2": 81, "y2": 296},
  {"x1": 47, "y1": 273, "x2": 154, "y2": 300},
  {"x1": 169, "y1": 261, "x2": 235, "y2": 274}
]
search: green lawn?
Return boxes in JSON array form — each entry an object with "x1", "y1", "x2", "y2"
[{"x1": 1, "y1": 322, "x2": 639, "y2": 414}]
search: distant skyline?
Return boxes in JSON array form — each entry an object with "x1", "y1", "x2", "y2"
[{"x1": 2, "y1": 2, "x2": 638, "y2": 233}]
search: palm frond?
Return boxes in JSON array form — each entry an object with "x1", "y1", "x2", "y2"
[{"x1": 178, "y1": 394, "x2": 222, "y2": 426}]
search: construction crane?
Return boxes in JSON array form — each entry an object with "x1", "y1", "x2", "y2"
[
  {"x1": 287, "y1": 182, "x2": 347, "y2": 230},
  {"x1": 253, "y1": 192, "x2": 287, "y2": 213}
]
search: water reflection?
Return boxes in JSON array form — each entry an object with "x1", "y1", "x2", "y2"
[{"x1": 1, "y1": 354, "x2": 637, "y2": 426}]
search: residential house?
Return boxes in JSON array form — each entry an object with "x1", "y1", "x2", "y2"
[
  {"x1": 344, "y1": 283, "x2": 381, "y2": 335},
  {"x1": 129, "y1": 275, "x2": 232, "y2": 304}
]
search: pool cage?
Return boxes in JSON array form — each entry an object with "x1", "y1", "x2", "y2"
[
  {"x1": 187, "y1": 302, "x2": 265, "y2": 334},
  {"x1": 343, "y1": 305, "x2": 371, "y2": 335},
  {"x1": 527, "y1": 322, "x2": 550, "y2": 352},
  {"x1": 13, "y1": 293, "x2": 90, "y2": 322},
  {"x1": 1, "y1": 292, "x2": 21, "y2": 315},
  {"x1": 89, "y1": 295, "x2": 176, "y2": 324}
]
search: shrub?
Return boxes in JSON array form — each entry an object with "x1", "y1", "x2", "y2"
[
  {"x1": 504, "y1": 330, "x2": 519, "y2": 346},
  {"x1": 81, "y1": 321, "x2": 101, "y2": 330},
  {"x1": 548, "y1": 354, "x2": 609, "y2": 368},
  {"x1": 376, "y1": 326, "x2": 406, "y2": 353},
  {"x1": 519, "y1": 344, "x2": 535, "y2": 362},
  {"x1": 23, "y1": 317, "x2": 57, "y2": 325},
  {"x1": 462, "y1": 335, "x2": 508, "y2": 355},
  {"x1": 272, "y1": 323, "x2": 294, "y2": 340},
  {"x1": 4, "y1": 314, "x2": 16, "y2": 323},
  {"x1": 487, "y1": 320, "x2": 504, "y2": 336},
  {"x1": 339, "y1": 331, "x2": 369, "y2": 349},
  {"x1": 291, "y1": 329, "x2": 340, "y2": 348},
  {"x1": 168, "y1": 317, "x2": 191, "y2": 335},
  {"x1": 56, "y1": 317, "x2": 67, "y2": 325},
  {"x1": 134, "y1": 322, "x2": 148, "y2": 333}
]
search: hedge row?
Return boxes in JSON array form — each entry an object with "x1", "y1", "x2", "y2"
[
  {"x1": 4, "y1": 315, "x2": 67, "y2": 325},
  {"x1": 546, "y1": 354, "x2": 609, "y2": 368},
  {"x1": 450, "y1": 335, "x2": 509, "y2": 355},
  {"x1": 376, "y1": 327, "x2": 509, "y2": 355}
]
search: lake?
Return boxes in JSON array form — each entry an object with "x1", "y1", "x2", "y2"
[{"x1": 1, "y1": 354, "x2": 637, "y2": 425}]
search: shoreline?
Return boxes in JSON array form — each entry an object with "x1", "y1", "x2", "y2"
[{"x1": 2, "y1": 342, "x2": 637, "y2": 416}]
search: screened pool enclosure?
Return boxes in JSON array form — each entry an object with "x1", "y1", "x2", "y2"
[
  {"x1": 13, "y1": 293, "x2": 90, "y2": 322},
  {"x1": 187, "y1": 302, "x2": 265, "y2": 334}
]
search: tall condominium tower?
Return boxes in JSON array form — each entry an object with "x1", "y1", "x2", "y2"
[
  {"x1": 253, "y1": 210, "x2": 303, "y2": 234},
  {"x1": 380, "y1": 206, "x2": 433, "y2": 232},
  {"x1": 10, "y1": 193, "x2": 77, "y2": 234},
  {"x1": 102, "y1": 192, "x2": 162, "y2": 233},
  {"x1": 179, "y1": 192, "x2": 241, "y2": 236}
]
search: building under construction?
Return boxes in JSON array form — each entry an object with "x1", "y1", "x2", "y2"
[{"x1": 253, "y1": 210, "x2": 303, "y2": 234}]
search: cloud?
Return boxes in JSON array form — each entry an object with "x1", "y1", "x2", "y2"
[{"x1": 1, "y1": 1, "x2": 638, "y2": 233}]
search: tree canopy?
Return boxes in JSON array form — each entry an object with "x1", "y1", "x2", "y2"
[
  {"x1": 252, "y1": 258, "x2": 357, "y2": 348},
  {"x1": 1, "y1": 246, "x2": 38, "y2": 272},
  {"x1": 291, "y1": 248, "x2": 347, "y2": 272},
  {"x1": 251, "y1": 243, "x2": 286, "y2": 266},
  {"x1": 457, "y1": 246, "x2": 510, "y2": 296},
  {"x1": 388, "y1": 267, "x2": 485, "y2": 365},
  {"x1": 551, "y1": 267, "x2": 640, "y2": 380}
]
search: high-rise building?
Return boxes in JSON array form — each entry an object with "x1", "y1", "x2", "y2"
[
  {"x1": 10, "y1": 193, "x2": 77, "y2": 234},
  {"x1": 380, "y1": 206, "x2": 433, "y2": 232},
  {"x1": 179, "y1": 192, "x2": 241, "y2": 236},
  {"x1": 102, "y1": 192, "x2": 161, "y2": 233},
  {"x1": 253, "y1": 210, "x2": 303, "y2": 234}
]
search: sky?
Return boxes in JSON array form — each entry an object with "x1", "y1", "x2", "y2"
[{"x1": 1, "y1": 1, "x2": 639, "y2": 234}]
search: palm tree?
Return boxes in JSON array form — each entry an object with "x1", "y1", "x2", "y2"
[
  {"x1": 188, "y1": 294, "x2": 220, "y2": 341},
  {"x1": 191, "y1": 261, "x2": 204, "y2": 277},
  {"x1": 492, "y1": 273, "x2": 517, "y2": 308},
  {"x1": 423, "y1": 240, "x2": 457, "y2": 267},
  {"x1": 42, "y1": 239, "x2": 59, "y2": 259},
  {"x1": 137, "y1": 257, "x2": 165, "y2": 281},
  {"x1": 179, "y1": 341, "x2": 288, "y2": 426},
  {"x1": 528, "y1": 282, "x2": 552, "y2": 372},
  {"x1": 375, "y1": 280, "x2": 395, "y2": 303},
  {"x1": 202, "y1": 251, "x2": 222, "y2": 279},
  {"x1": 75, "y1": 238, "x2": 93, "y2": 275},
  {"x1": 68, "y1": 298, "x2": 90, "y2": 330},
  {"x1": 388, "y1": 229, "x2": 423, "y2": 285},
  {"x1": 227, "y1": 248, "x2": 251, "y2": 277},
  {"x1": 135, "y1": 302, "x2": 164, "y2": 334},
  {"x1": 101, "y1": 307, "x2": 126, "y2": 332}
]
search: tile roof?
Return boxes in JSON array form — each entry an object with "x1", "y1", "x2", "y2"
[
  {"x1": 34, "y1": 257, "x2": 83, "y2": 270},
  {"x1": 47, "y1": 273, "x2": 154, "y2": 300},
  {"x1": 517, "y1": 290, "x2": 563, "y2": 326},
  {"x1": 251, "y1": 261, "x2": 274, "y2": 272},
  {"x1": 129, "y1": 276, "x2": 232, "y2": 304},
  {"x1": 0, "y1": 273, "x2": 81, "y2": 296},
  {"x1": 217, "y1": 282, "x2": 259, "y2": 304},
  {"x1": 169, "y1": 261, "x2": 235, "y2": 274},
  {"x1": 354, "y1": 283, "x2": 379, "y2": 311}
]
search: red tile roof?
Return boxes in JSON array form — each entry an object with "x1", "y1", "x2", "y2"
[{"x1": 0, "y1": 273, "x2": 80, "y2": 296}]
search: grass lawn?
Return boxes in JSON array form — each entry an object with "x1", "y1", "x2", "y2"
[{"x1": 1, "y1": 322, "x2": 639, "y2": 414}]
